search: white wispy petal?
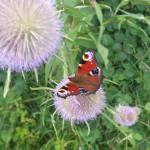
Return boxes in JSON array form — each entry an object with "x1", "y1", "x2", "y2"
[
  {"x1": 54, "y1": 76, "x2": 106, "y2": 123},
  {"x1": 0, "y1": 0, "x2": 62, "y2": 72}
]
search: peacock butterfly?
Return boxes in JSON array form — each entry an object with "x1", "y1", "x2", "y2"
[{"x1": 57, "y1": 50, "x2": 104, "y2": 98}]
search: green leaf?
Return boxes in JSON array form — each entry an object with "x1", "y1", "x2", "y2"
[
  {"x1": 94, "y1": 2, "x2": 103, "y2": 25},
  {"x1": 137, "y1": 5, "x2": 147, "y2": 12},
  {"x1": 76, "y1": 5, "x2": 95, "y2": 16},
  {"x1": 127, "y1": 20, "x2": 150, "y2": 41},
  {"x1": 134, "y1": 133, "x2": 143, "y2": 141},
  {"x1": 145, "y1": 16, "x2": 150, "y2": 26},
  {"x1": 30, "y1": 87, "x2": 55, "y2": 91},
  {"x1": 145, "y1": 102, "x2": 150, "y2": 111},
  {"x1": 9, "y1": 111, "x2": 17, "y2": 124},
  {"x1": 94, "y1": 2, "x2": 104, "y2": 42},
  {"x1": 65, "y1": 27, "x2": 79, "y2": 41},
  {"x1": 114, "y1": 0, "x2": 129, "y2": 15},
  {"x1": 124, "y1": 94, "x2": 133, "y2": 103},
  {"x1": 3, "y1": 68, "x2": 11, "y2": 98},
  {"x1": 76, "y1": 36, "x2": 96, "y2": 48},
  {"x1": 143, "y1": 72, "x2": 150, "y2": 89},
  {"x1": 14, "y1": 79, "x2": 28, "y2": 96},
  {"x1": 131, "y1": 0, "x2": 150, "y2": 6},
  {"x1": 1, "y1": 130, "x2": 8, "y2": 143},
  {"x1": 62, "y1": 0, "x2": 80, "y2": 7},
  {"x1": 112, "y1": 43, "x2": 122, "y2": 52},
  {"x1": 45, "y1": 60, "x2": 53, "y2": 86},
  {"x1": 1, "y1": 130, "x2": 11, "y2": 143},
  {"x1": 102, "y1": 111, "x2": 135, "y2": 146},
  {"x1": 89, "y1": 33, "x2": 109, "y2": 68},
  {"x1": 120, "y1": 10, "x2": 145, "y2": 20},
  {"x1": 102, "y1": 34, "x2": 114, "y2": 46},
  {"x1": 97, "y1": 43, "x2": 109, "y2": 68},
  {"x1": 84, "y1": 128, "x2": 101, "y2": 144},
  {"x1": 114, "y1": 32, "x2": 125, "y2": 43},
  {"x1": 65, "y1": 5, "x2": 89, "y2": 18},
  {"x1": 115, "y1": 51, "x2": 128, "y2": 61}
]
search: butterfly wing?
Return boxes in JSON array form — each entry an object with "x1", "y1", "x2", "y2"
[
  {"x1": 69, "y1": 67, "x2": 103, "y2": 95},
  {"x1": 82, "y1": 67, "x2": 103, "y2": 94},
  {"x1": 69, "y1": 50, "x2": 103, "y2": 95},
  {"x1": 57, "y1": 82, "x2": 80, "y2": 98},
  {"x1": 77, "y1": 50, "x2": 97, "y2": 75},
  {"x1": 57, "y1": 50, "x2": 103, "y2": 98}
]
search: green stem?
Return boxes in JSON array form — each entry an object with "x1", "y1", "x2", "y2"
[
  {"x1": 34, "y1": 68, "x2": 39, "y2": 83},
  {"x1": 102, "y1": 111, "x2": 135, "y2": 145},
  {"x1": 3, "y1": 68, "x2": 11, "y2": 98}
]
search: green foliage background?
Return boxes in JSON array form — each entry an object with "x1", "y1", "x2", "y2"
[{"x1": 0, "y1": 0, "x2": 150, "y2": 149}]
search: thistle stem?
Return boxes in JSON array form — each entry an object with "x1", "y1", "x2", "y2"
[{"x1": 3, "y1": 68, "x2": 11, "y2": 98}]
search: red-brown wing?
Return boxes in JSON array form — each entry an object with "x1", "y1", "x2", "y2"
[
  {"x1": 80, "y1": 71, "x2": 103, "y2": 94},
  {"x1": 76, "y1": 50, "x2": 97, "y2": 75},
  {"x1": 57, "y1": 50, "x2": 103, "y2": 98},
  {"x1": 57, "y1": 82, "x2": 80, "y2": 98},
  {"x1": 69, "y1": 50, "x2": 103, "y2": 95},
  {"x1": 69, "y1": 67, "x2": 103, "y2": 95}
]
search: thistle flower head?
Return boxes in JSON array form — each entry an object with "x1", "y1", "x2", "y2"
[
  {"x1": 0, "y1": 0, "x2": 62, "y2": 72},
  {"x1": 54, "y1": 76, "x2": 106, "y2": 123},
  {"x1": 114, "y1": 105, "x2": 141, "y2": 126}
]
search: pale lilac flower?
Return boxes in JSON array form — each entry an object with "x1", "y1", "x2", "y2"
[
  {"x1": 0, "y1": 0, "x2": 62, "y2": 72},
  {"x1": 114, "y1": 105, "x2": 141, "y2": 126},
  {"x1": 54, "y1": 76, "x2": 106, "y2": 123}
]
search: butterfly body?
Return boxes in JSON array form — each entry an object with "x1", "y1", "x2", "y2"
[{"x1": 57, "y1": 50, "x2": 103, "y2": 98}]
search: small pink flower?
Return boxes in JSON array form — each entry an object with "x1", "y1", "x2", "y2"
[
  {"x1": 54, "y1": 76, "x2": 106, "y2": 123},
  {"x1": 114, "y1": 105, "x2": 141, "y2": 126}
]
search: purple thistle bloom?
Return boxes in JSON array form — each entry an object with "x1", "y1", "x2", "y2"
[
  {"x1": 0, "y1": 0, "x2": 62, "y2": 72},
  {"x1": 114, "y1": 105, "x2": 141, "y2": 126},
  {"x1": 54, "y1": 76, "x2": 106, "y2": 123}
]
